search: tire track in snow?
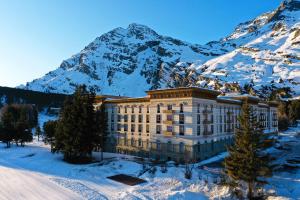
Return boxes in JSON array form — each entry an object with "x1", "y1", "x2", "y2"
[{"x1": 51, "y1": 178, "x2": 108, "y2": 200}]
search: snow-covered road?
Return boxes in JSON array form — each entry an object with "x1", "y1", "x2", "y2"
[{"x1": 0, "y1": 165, "x2": 81, "y2": 200}]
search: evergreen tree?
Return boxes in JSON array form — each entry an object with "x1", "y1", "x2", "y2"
[
  {"x1": 53, "y1": 85, "x2": 100, "y2": 163},
  {"x1": 288, "y1": 100, "x2": 300, "y2": 125},
  {"x1": 0, "y1": 111, "x2": 15, "y2": 148},
  {"x1": 0, "y1": 104, "x2": 35, "y2": 147},
  {"x1": 224, "y1": 101, "x2": 272, "y2": 199},
  {"x1": 43, "y1": 120, "x2": 57, "y2": 152},
  {"x1": 35, "y1": 126, "x2": 41, "y2": 141}
]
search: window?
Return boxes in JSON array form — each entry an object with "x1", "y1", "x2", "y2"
[
  {"x1": 157, "y1": 140, "x2": 161, "y2": 150},
  {"x1": 167, "y1": 141, "x2": 172, "y2": 152},
  {"x1": 111, "y1": 114, "x2": 114, "y2": 122},
  {"x1": 197, "y1": 126, "x2": 200, "y2": 136},
  {"x1": 219, "y1": 115, "x2": 222, "y2": 123},
  {"x1": 197, "y1": 104, "x2": 200, "y2": 113},
  {"x1": 210, "y1": 115, "x2": 213, "y2": 123},
  {"x1": 117, "y1": 124, "x2": 121, "y2": 131},
  {"x1": 138, "y1": 139, "x2": 142, "y2": 147},
  {"x1": 146, "y1": 124, "x2": 149, "y2": 133},
  {"x1": 131, "y1": 106, "x2": 134, "y2": 113},
  {"x1": 167, "y1": 126, "x2": 173, "y2": 132},
  {"x1": 157, "y1": 104, "x2": 160, "y2": 113},
  {"x1": 111, "y1": 124, "x2": 114, "y2": 131},
  {"x1": 197, "y1": 114, "x2": 200, "y2": 124},
  {"x1": 156, "y1": 115, "x2": 161, "y2": 123},
  {"x1": 131, "y1": 115, "x2": 135, "y2": 122},
  {"x1": 179, "y1": 125, "x2": 184, "y2": 135},
  {"x1": 147, "y1": 105, "x2": 150, "y2": 113},
  {"x1": 167, "y1": 115, "x2": 172, "y2": 121},
  {"x1": 124, "y1": 124, "x2": 128, "y2": 131},
  {"x1": 211, "y1": 125, "x2": 214, "y2": 134},
  {"x1": 180, "y1": 104, "x2": 184, "y2": 113},
  {"x1": 138, "y1": 115, "x2": 143, "y2": 123},
  {"x1": 131, "y1": 138, "x2": 134, "y2": 146},
  {"x1": 156, "y1": 125, "x2": 161, "y2": 134},
  {"x1": 179, "y1": 142, "x2": 184, "y2": 153},
  {"x1": 131, "y1": 124, "x2": 135, "y2": 132},
  {"x1": 179, "y1": 114, "x2": 184, "y2": 124},
  {"x1": 138, "y1": 124, "x2": 142, "y2": 132},
  {"x1": 118, "y1": 107, "x2": 120, "y2": 113},
  {"x1": 117, "y1": 115, "x2": 121, "y2": 122},
  {"x1": 125, "y1": 106, "x2": 127, "y2": 113},
  {"x1": 124, "y1": 115, "x2": 128, "y2": 122},
  {"x1": 167, "y1": 104, "x2": 172, "y2": 110},
  {"x1": 146, "y1": 115, "x2": 150, "y2": 123},
  {"x1": 139, "y1": 106, "x2": 142, "y2": 113}
]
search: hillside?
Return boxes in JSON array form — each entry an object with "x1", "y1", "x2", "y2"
[
  {"x1": 0, "y1": 86, "x2": 67, "y2": 110},
  {"x1": 21, "y1": 0, "x2": 300, "y2": 98}
]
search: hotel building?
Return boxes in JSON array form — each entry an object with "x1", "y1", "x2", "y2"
[{"x1": 94, "y1": 87, "x2": 278, "y2": 162}]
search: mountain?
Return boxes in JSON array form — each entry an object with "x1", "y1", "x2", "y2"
[{"x1": 21, "y1": 0, "x2": 300, "y2": 98}]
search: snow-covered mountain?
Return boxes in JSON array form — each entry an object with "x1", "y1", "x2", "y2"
[{"x1": 22, "y1": 0, "x2": 300, "y2": 97}]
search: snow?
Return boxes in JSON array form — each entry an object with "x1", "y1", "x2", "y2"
[
  {"x1": 20, "y1": 1, "x2": 300, "y2": 97},
  {"x1": 0, "y1": 124, "x2": 300, "y2": 199}
]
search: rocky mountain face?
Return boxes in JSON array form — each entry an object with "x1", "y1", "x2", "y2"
[{"x1": 22, "y1": 0, "x2": 300, "y2": 98}]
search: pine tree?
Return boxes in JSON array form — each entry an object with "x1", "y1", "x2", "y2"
[
  {"x1": 0, "y1": 111, "x2": 15, "y2": 148},
  {"x1": 35, "y1": 126, "x2": 41, "y2": 141},
  {"x1": 224, "y1": 101, "x2": 272, "y2": 199},
  {"x1": 43, "y1": 120, "x2": 58, "y2": 152},
  {"x1": 53, "y1": 85, "x2": 100, "y2": 163}
]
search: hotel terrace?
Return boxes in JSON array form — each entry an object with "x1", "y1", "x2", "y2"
[{"x1": 94, "y1": 87, "x2": 278, "y2": 162}]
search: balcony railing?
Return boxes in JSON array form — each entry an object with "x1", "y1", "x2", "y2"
[
  {"x1": 203, "y1": 131, "x2": 213, "y2": 136},
  {"x1": 203, "y1": 119, "x2": 213, "y2": 124},
  {"x1": 163, "y1": 131, "x2": 175, "y2": 137},
  {"x1": 163, "y1": 120, "x2": 174, "y2": 125},
  {"x1": 163, "y1": 110, "x2": 175, "y2": 114},
  {"x1": 202, "y1": 109, "x2": 213, "y2": 114}
]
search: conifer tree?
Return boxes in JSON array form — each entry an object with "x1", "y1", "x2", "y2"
[
  {"x1": 224, "y1": 101, "x2": 272, "y2": 199},
  {"x1": 43, "y1": 120, "x2": 57, "y2": 152},
  {"x1": 53, "y1": 85, "x2": 100, "y2": 163},
  {"x1": 35, "y1": 126, "x2": 41, "y2": 141}
]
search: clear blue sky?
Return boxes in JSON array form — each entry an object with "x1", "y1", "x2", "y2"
[{"x1": 0, "y1": 0, "x2": 282, "y2": 87}]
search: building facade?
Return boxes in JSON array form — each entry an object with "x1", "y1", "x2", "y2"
[{"x1": 94, "y1": 87, "x2": 278, "y2": 163}]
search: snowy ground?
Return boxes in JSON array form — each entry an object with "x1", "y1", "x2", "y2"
[{"x1": 0, "y1": 128, "x2": 300, "y2": 199}]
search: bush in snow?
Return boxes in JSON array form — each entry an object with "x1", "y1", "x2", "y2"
[
  {"x1": 160, "y1": 163, "x2": 167, "y2": 173},
  {"x1": 148, "y1": 167, "x2": 157, "y2": 178}
]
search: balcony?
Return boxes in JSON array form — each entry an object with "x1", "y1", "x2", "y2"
[
  {"x1": 202, "y1": 109, "x2": 213, "y2": 114},
  {"x1": 203, "y1": 131, "x2": 213, "y2": 136},
  {"x1": 163, "y1": 131, "x2": 175, "y2": 137},
  {"x1": 226, "y1": 119, "x2": 233, "y2": 123},
  {"x1": 163, "y1": 120, "x2": 174, "y2": 125},
  {"x1": 203, "y1": 119, "x2": 213, "y2": 124},
  {"x1": 163, "y1": 110, "x2": 175, "y2": 114}
]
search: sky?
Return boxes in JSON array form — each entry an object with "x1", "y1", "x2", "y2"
[{"x1": 0, "y1": 0, "x2": 282, "y2": 87}]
